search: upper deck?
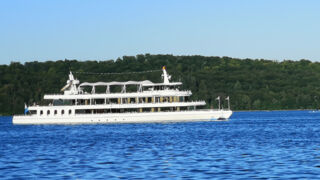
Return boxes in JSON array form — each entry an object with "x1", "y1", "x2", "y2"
[
  {"x1": 44, "y1": 89, "x2": 191, "y2": 100},
  {"x1": 45, "y1": 66, "x2": 188, "y2": 100}
]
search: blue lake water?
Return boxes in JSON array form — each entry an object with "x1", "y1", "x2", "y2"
[{"x1": 1, "y1": 110, "x2": 320, "y2": 179}]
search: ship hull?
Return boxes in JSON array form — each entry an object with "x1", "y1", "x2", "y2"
[{"x1": 12, "y1": 110, "x2": 232, "y2": 125}]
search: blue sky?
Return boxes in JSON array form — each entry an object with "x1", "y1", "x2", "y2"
[{"x1": 0, "y1": 0, "x2": 319, "y2": 64}]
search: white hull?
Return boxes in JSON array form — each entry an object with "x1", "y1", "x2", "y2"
[{"x1": 13, "y1": 110, "x2": 232, "y2": 125}]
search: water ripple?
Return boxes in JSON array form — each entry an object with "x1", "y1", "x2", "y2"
[{"x1": 1, "y1": 111, "x2": 320, "y2": 179}]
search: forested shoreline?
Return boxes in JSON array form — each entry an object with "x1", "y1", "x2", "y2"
[{"x1": 1, "y1": 54, "x2": 320, "y2": 115}]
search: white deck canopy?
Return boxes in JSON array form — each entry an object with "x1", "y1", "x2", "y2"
[
  {"x1": 142, "y1": 82, "x2": 182, "y2": 86},
  {"x1": 79, "y1": 80, "x2": 153, "y2": 87},
  {"x1": 79, "y1": 81, "x2": 182, "y2": 87}
]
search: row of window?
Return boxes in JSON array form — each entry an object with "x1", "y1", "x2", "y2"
[
  {"x1": 35, "y1": 106, "x2": 194, "y2": 116},
  {"x1": 39, "y1": 109, "x2": 72, "y2": 116},
  {"x1": 52, "y1": 97, "x2": 188, "y2": 106}
]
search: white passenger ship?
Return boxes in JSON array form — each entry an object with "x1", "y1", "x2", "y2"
[{"x1": 13, "y1": 67, "x2": 232, "y2": 124}]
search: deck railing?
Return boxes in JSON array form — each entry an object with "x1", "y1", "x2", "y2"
[
  {"x1": 28, "y1": 101, "x2": 206, "y2": 107},
  {"x1": 44, "y1": 90, "x2": 192, "y2": 96}
]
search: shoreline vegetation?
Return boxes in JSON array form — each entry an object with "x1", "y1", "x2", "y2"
[{"x1": 1, "y1": 54, "x2": 320, "y2": 115}]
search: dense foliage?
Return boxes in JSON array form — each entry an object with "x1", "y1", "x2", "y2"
[{"x1": 1, "y1": 54, "x2": 320, "y2": 115}]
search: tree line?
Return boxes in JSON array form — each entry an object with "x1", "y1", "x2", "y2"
[{"x1": 1, "y1": 54, "x2": 320, "y2": 115}]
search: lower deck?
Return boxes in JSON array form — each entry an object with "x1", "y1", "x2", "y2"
[
  {"x1": 13, "y1": 110, "x2": 233, "y2": 125},
  {"x1": 27, "y1": 101, "x2": 205, "y2": 116}
]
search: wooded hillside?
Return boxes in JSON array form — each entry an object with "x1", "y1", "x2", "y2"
[{"x1": 1, "y1": 54, "x2": 319, "y2": 115}]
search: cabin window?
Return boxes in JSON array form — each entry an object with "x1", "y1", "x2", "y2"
[
  {"x1": 61, "y1": 110, "x2": 64, "y2": 115},
  {"x1": 129, "y1": 98, "x2": 136, "y2": 103},
  {"x1": 47, "y1": 110, "x2": 50, "y2": 115},
  {"x1": 69, "y1": 110, "x2": 72, "y2": 114},
  {"x1": 161, "y1": 107, "x2": 171, "y2": 112},
  {"x1": 142, "y1": 108, "x2": 151, "y2": 112},
  {"x1": 75, "y1": 109, "x2": 86, "y2": 114},
  {"x1": 40, "y1": 110, "x2": 43, "y2": 115},
  {"x1": 63, "y1": 100, "x2": 72, "y2": 105},
  {"x1": 53, "y1": 99, "x2": 63, "y2": 106},
  {"x1": 95, "y1": 99, "x2": 105, "y2": 104},
  {"x1": 54, "y1": 110, "x2": 57, "y2": 115},
  {"x1": 30, "y1": 110, "x2": 37, "y2": 115}
]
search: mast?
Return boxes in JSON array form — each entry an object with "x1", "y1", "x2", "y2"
[
  {"x1": 61, "y1": 71, "x2": 80, "y2": 95},
  {"x1": 226, "y1": 96, "x2": 230, "y2": 110},
  {"x1": 216, "y1": 96, "x2": 221, "y2": 110},
  {"x1": 162, "y1": 66, "x2": 171, "y2": 84}
]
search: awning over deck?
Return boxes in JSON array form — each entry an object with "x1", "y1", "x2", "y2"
[{"x1": 79, "y1": 81, "x2": 182, "y2": 87}]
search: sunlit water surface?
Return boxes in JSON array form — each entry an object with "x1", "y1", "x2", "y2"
[{"x1": 1, "y1": 110, "x2": 320, "y2": 179}]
